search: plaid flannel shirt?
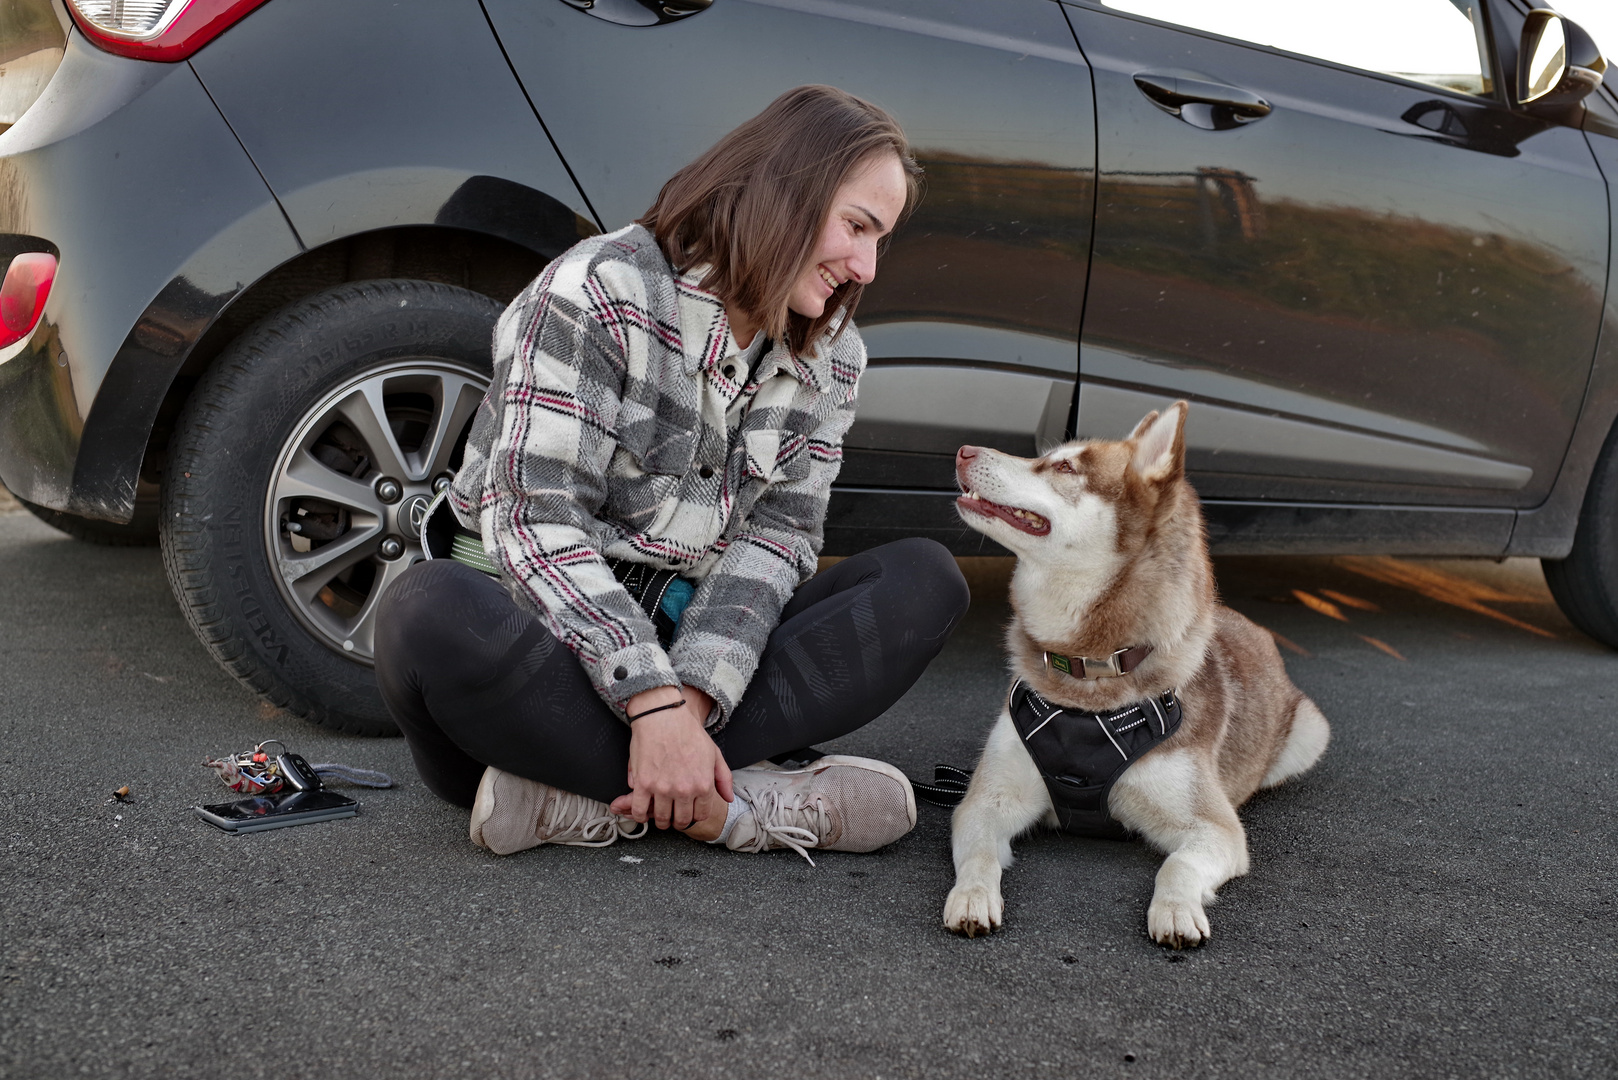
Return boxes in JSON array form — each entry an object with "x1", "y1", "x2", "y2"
[{"x1": 447, "y1": 224, "x2": 864, "y2": 729}]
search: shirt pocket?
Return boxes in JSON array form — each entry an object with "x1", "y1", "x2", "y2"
[
  {"x1": 614, "y1": 378, "x2": 698, "y2": 479},
  {"x1": 604, "y1": 446, "x2": 681, "y2": 536},
  {"x1": 635, "y1": 422, "x2": 697, "y2": 477},
  {"x1": 744, "y1": 429, "x2": 810, "y2": 485}
]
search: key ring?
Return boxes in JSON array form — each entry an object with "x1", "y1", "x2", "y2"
[
  {"x1": 202, "y1": 740, "x2": 394, "y2": 793},
  {"x1": 204, "y1": 739, "x2": 290, "y2": 794}
]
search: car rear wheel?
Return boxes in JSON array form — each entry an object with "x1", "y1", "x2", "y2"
[
  {"x1": 1543, "y1": 424, "x2": 1618, "y2": 649},
  {"x1": 161, "y1": 279, "x2": 499, "y2": 734}
]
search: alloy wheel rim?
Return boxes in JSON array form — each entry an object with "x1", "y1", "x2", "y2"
[{"x1": 263, "y1": 361, "x2": 488, "y2": 664}]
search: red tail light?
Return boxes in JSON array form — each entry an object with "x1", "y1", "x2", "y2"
[
  {"x1": 0, "y1": 252, "x2": 57, "y2": 349},
  {"x1": 65, "y1": 0, "x2": 271, "y2": 62}
]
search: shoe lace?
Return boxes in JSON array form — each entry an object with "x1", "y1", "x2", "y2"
[
  {"x1": 544, "y1": 789, "x2": 649, "y2": 847},
  {"x1": 736, "y1": 788, "x2": 831, "y2": 866}
]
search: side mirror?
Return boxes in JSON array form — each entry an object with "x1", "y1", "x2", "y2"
[{"x1": 1518, "y1": 8, "x2": 1608, "y2": 110}]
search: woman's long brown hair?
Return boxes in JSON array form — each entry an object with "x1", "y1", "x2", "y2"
[{"x1": 639, "y1": 85, "x2": 922, "y2": 356}]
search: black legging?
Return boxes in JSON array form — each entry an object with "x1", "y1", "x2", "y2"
[{"x1": 373, "y1": 538, "x2": 969, "y2": 807}]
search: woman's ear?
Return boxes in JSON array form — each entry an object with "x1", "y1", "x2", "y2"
[{"x1": 1130, "y1": 400, "x2": 1188, "y2": 483}]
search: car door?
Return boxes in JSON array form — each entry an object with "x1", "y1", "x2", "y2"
[
  {"x1": 479, "y1": 0, "x2": 1096, "y2": 548},
  {"x1": 1062, "y1": 0, "x2": 1608, "y2": 550}
]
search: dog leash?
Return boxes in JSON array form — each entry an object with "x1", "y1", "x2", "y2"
[{"x1": 912, "y1": 764, "x2": 972, "y2": 807}]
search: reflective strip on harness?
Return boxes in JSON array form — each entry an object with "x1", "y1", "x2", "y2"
[{"x1": 1008, "y1": 679, "x2": 1183, "y2": 839}]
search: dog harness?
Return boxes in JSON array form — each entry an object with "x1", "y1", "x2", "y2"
[{"x1": 1008, "y1": 679, "x2": 1183, "y2": 839}]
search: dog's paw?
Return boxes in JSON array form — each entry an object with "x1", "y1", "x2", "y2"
[
  {"x1": 943, "y1": 882, "x2": 1003, "y2": 938},
  {"x1": 1147, "y1": 893, "x2": 1211, "y2": 949}
]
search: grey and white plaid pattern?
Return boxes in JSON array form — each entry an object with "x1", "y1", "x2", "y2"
[{"x1": 448, "y1": 225, "x2": 864, "y2": 729}]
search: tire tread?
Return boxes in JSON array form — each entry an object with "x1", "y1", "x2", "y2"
[
  {"x1": 160, "y1": 279, "x2": 502, "y2": 735},
  {"x1": 1543, "y1": 421, "x2": 1618, "y2": 648}
]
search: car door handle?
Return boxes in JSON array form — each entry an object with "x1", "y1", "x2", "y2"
[
  {"x1": 1133, "y1": 73, "x2": 1273, "y2": 119},
  {"x1": 557, "y1": 0, "x2": 711, "y2": 26}
]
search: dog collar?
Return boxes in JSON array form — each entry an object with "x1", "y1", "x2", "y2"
[{"x1": 1044, "y1": 644, "x2": 1154, "y2": 679}]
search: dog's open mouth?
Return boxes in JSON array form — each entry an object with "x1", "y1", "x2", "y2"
[{"x1": 957, "y1": 490, "x2": 1051, "y2": 535}]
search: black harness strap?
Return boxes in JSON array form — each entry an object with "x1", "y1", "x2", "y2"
[
  {"x1": 1010, "y1": 679, "x2": 1183, "y2": 839},
  {"x1": 913, "y1": 682, "x2": 1184, "y2": 841}
]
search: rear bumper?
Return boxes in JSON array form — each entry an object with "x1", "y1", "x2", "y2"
[{"x1": 0, "y1": 30, "x2": 297, "y2": 520}]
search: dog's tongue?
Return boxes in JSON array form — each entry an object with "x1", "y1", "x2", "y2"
[{"x1": 958, "y1": 492, "x2": 1050, "y2": 536}]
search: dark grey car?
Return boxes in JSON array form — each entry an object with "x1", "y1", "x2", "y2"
[{"x1": 0, "y1": 0, "x2": 1613, "y2": 733}]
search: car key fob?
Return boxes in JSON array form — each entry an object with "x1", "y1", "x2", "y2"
[{"x1": 276, "y1": 752, "x2": 323, "y2": 792}]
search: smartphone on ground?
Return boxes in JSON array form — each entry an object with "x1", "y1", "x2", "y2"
[{"x1": 194, "y1": 789, "x2": 358, "y2": 833}]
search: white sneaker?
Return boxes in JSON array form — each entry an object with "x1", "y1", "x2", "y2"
[
  {"x1": 723, "y1": 755, "x2": 917, "y2": 865},
  {"x1": 469, "y1": 767, "x2": 647, "y2": 855}
]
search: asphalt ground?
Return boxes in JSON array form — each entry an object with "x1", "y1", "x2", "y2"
[{"x1": 1, "y1": 499, "x2": 1614, "y2": 1080}]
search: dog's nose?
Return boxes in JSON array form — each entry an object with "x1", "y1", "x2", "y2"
[{"x1": 957, "y1": 445, "x2": 979, "y2": 463}]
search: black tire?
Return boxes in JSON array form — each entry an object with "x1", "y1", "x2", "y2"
[
  {"x1": 1544, "y1": 422, "x2": 1618, "y2": 648},
  {"x1": 17, "y1": 478, "x2": 161, "y2": 546},
  {"x1": 161, "y1": 280, "x2": 501, "y2": 735}
]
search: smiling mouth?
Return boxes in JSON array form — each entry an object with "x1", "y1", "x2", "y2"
[
  {"x1": 818, "y1": 266, "x2": 841, "y2": 292},
  {"x1": 957, "y1": 490, "x2": 1050, "y2": 535}
]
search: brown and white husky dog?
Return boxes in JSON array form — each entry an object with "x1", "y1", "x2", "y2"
[{"x1": 943, "y1": 402, "x2": 1329, "y2": 947}]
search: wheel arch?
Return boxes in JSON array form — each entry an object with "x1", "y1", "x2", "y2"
[{"x1": 74, "y1": 179, "x2": 594, "y2": 524}]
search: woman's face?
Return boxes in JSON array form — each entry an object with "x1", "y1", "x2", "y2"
[{"x1": 787, "y1": 152, "x2": 909, "y2": 320}]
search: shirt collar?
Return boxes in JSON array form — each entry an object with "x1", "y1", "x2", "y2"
[
  {"x1": 673, "y1": 266, "x2": 734, "y2": 380},
  {"x1": 673, "y1": 265, "x2": 836, "y2": 393},
  {"x1": 751, "y1": 338, "x2": 827, "y2": 393}
]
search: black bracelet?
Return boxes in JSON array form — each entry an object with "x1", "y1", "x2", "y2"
[{"x1": 626, "y1": 698, "x2": 686, "y2": 722}]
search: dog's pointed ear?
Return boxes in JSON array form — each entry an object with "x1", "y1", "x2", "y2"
[{"x1": 1130, "y1": 400, "x2": 1187, "y2": 483}]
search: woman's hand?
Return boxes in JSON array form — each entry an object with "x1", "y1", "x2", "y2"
[{"x1": 610, "y1": 685, "x2": 732, "y2": 832}]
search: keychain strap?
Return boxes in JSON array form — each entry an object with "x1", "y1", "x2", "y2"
[{"x1": 309, "y1": 763, "x2": 394, "y2": 788}]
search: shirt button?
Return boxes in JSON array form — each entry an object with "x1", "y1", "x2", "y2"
[
  {"x1": 613, "y1": 666, "x2": 628, "y2": 681},
  {"x1": 698, "y1": 465, "x2": 714, "y2": 479},
  {"x1": 723, "y1": 365, "x2": 736, "y2": 378}
]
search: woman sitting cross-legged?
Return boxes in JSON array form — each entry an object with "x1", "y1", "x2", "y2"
[{"x1": 374, "y1": 85, "x2": 969, "y2": 861}]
